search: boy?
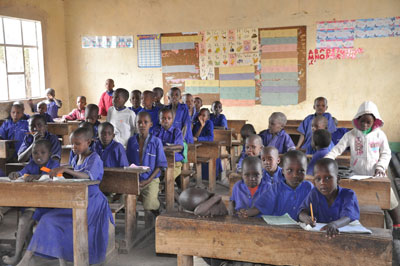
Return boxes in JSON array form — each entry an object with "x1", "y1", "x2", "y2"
[
  {"x1": 12, "y1": 101, "x2": 30, "y2": 120},
  {"x1": 261, "y1": 146, "x2": 284, "y2": 185},
  {"x1": 259, "y1": 112, "x2": 295, "y2": 154},
  {"x1": 93, "y1": 122, "x2": 129, "y2": 167},
  {"x1": 106, "y1": 88, "x2": 136, "y2": 147},
  {"x1": 299, "y1": 158, "x2": 360, "y2": 238},
  {"x1": 45, "y1": 88, "x2": 62, "y2": 119},
  {"x1": 210, "y1": 101, "x2": 228, "y2": 129},
  {"x1": 129, "y1": 90, "x2": 143, "y2": 114},
  {"x1": 307, "y1": 129, "x2": 332, "y2": 175},
  {"x1": 139, "y1": 90, "x2": 160, "y2": 132},
  {"x1": 305, "y1": 115, "x2": 334, "y2": 154},
  {"x1": 85, "y1": 104, "x2": 101, "y2": 138},
  {"x1": 182, "y1": 93, "x2": 197, "y2": 123},
  {"x1": 237, "y1": 134, "x2": 263, "y2": 172},
  {"x1": 194, "y1": 96, "x2": 203, "y2": 114},
  {"x1": 152, "y1": 87, "x2": 164, "y2": 109},
  {"x1": 98, "y1": 78, "x2": 114, "y2": 117},
  {"x1": 331, "y1": 117, "x2": 349, "y2": 145},
  {"x1": 63, "y1": 96, "x2": 86, "y2": 121},
  {"x1": 37, "y1": 101, "x2": 54, "y2": 122},
  {"x1": 239, "y1": 150, "x2": 313, "y2": 220},
  {"x1": 296, "y1": 97, "x2": 336, "y2": 152}
]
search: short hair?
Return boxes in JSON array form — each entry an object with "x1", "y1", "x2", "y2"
[
  {"x1": 29, "y1": 114, "x2": 47, "y2": 125},
  {"x1": 314, "y1": 158, "x2": 338, "y2": 177},
  {"x1": 182, "y1": 93, "x2": 193, "y2": 102},
  {"x1": 261, "y1": 146, "x2": 279, "y2": 157},
  {"x1": 242, "y1": 156, "x2": 263, "y2": 172},
  {"x1": 240, "y1": 124, "x2": 256, "y2": 138},
  {"x1": 314, "y1": 96, "x2": 327, "y2": 105},
  {"x1": 13, "y1": 101, "x2": 24, "y2": 109},
  {"x1": 269, "y1": 112, "x2": 287, "y2": 126},
  {"x1": 152, "y1": 87, "x2": 164, "y2": 96},
  {"x1": 77, "y1": 96, "x2": 86, "y2": 101},
  {"x1": 45, "y1": 88, "x2": 55, "y2": 96},
  {"x1": 37, "y1": 101, "x2": 47, "y2": 109},
  {"x1": 32, "y1": 139, "x2": 52, "y2": 153},
  {"x1": 199, "y1": 108, "x2": 210, "y2": 117},
  {"x1": 245, "y1": 134, "x2": 263, "y2": 146},
  {"x1": 159, "y1": 107, "x2": 173, "y2": 117},
  {"x1": 131, "y1": 90, "x2": 141, "y2": 97},
  {"x1": 85, "y1": 104, "x2": 99, "y2": 114},
  {"x1": 332, "y1": 117, "x2": 338, "y2": 127},
  {"x1": 98, "y1": 122, "x2": 114, "y2": 133},
  {"x1": 10, "y1": 103, "x2": 23, "y2": 111},
  {"x1": 312, "y1": 115, "x2": 328, "y2": 128},
  {"x1": 312, "y1": 129, "x2": 331, "y2": 148},
  {"x1": 137, "y1": 111, "x2": 152, "y2": 121},
  {"x1": 71, "y1": 126, "x2": 93, "y2": 141},
  {"x1": 194, "y1": 97, "x2": 202, "y2": 104},
  {"x1": 282, "y1": 150, "x2": 307, "y2": 168},
  {"x1": 106, "y1": 78, "x2": 114, "y2": 84},
  {"x1": 212, "y1": 101, "x2": 222, "y2": 108},
  {"x1": 142, "y1": 90, "x2": 154, "y2": 98},
  {"x1": 169, "y1": 87, "x2": 181, "y2": 95},
  {"x1": 115, "y1": 88, "x2": 129, "y2": 101}
]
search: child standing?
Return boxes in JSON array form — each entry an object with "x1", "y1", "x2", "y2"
[
  {"x1": 261, "y1": 146, "x2": 284, "y2": 185},
  {"x1": 107, "y1": 88, "x2": 136, "y2": 147},
  {"x1": 307, "y1": 129, "x2": 332, "y2": 175},
  {"x1": 85, "y1": 104, "x2": 101, "y2": 138},
  {"x1": 192, "y1": 108, "x2": 214, "y2": 142},
  {"x1": 129, "y1": 90, "x2": 143, "y2": 114},
  {"x1": 36, "y1": 101, "x2": 54, "y2": 123},
  {"x1": 98, "y1": 78, "x2": 114, "y2": 117},
  {"x1": 299, "y1": 158, "x2": 360, "y2": 238},
  {"x1": 139, "y1": 90, "x2": 160, "y2": 132},
  {"x1": 44, "y1": 88, "x2": 62, "y2": 119},
  {"x1": 210, "y1": 101, "x2": 228, "y2": 129},
  {"x1": 152, "y1": 87, "x2": 164, "y2": 109},
  {"x1": 62, "y1": 96, "x2": 86, "y2": 121},
  {"x1": 182, "y1": 93, "x2": 197, "y2": 123},
  {"x1": 305, "y1": 115, "x2": 334, "y2": 154}
]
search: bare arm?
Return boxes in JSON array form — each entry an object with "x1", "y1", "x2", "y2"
[
  {"x1": 49, "y1": 166, "x2": 90, "y2": 179},
  {"x1": 194, "y1": 195, "x2": 222, "y2": 216},
  {"x1": 237, "y1": 207, "x2": 260, "y2": 218},
  {"x1": 140, "y1": 167, "x2": 160, "y2": 188},
  {"x1": 321, "y1": 217, "x2": 351, "y2": 239},
  {"x1": 296, "y1": 134, "x2": 305, "y2": 149}
]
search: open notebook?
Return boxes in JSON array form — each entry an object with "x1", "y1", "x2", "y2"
[
  {"x1": 300, "y1": 220, "x2": 372, "y2": 234},
  {"x1": 262, "y1": 213, "x2": 298, "y2": 226},
  {"x1": 0, "y1": 176, "x2": 90, "y2": 182}
]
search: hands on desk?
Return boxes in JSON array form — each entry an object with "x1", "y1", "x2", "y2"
[
  {"x1": 49, "y1": 166, "x2": 66, "y2": 178},
  {"x1": 321, "y1": 222, "x2": 339, "y2": 239},
  {"x1": 8, "y1": 172, "x2": 20, "y2": 180},
  {"x1": 374, "y1": 169, "x2": 385, "y2": 178}
]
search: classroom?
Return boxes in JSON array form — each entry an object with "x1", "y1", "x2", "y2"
[{"x1": 0, "y1": 0, "x2": 399, "y2": 265}]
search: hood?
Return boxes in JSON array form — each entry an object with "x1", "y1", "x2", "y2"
[{"x1": 352, "y1": 101, "x2": 383, "y2": 130}]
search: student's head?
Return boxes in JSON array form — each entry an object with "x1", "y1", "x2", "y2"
[
  {"x1": 70, "y1": 127, "x2": 92, "y2": 155},
  {"x1": 112, "y1": 88, "x2": 129, "y2": 109},
  {"x1": 10, "y1": 104, "x2": 24, "y2": 123},
  {"x1": 105, "y1": 79, "x2": 115, "y2": 92},
  {"x1": 313, "y1": 158, "x2": 339, "y2": 197},
  {"x1": 261, "y1": 146, "x2": 280, "y2": 174},
  {"x1": 211, "y1": 101, "x2": 223, "y2": 115},
  {"x1": 240, "y1": 124, "x2": 256, "y2": 142},
  {"x1": 45, "y1": 88, "x2": 55, "y2": 99},
  {"x1": 168, "y1": 87, "x2": 181, "y2": 106},
  {"x1": 242, "y1": 156, "x2": 263, "y2": 188},
  {"x1": 152, "y1": 87, "x2": 164, "y2": 103},
  {"x1": 357, "y1": 114, "x2": 375, "y2": 131},
  {"x1": 313, "y1": 97, "x2": 328, "y2": 115},
  {"x1": 85, "y1": 104, "x2": 99, "y2": 124},
  {"x1": 98, "y1": 122, "x2": 114, "y2": 147},
  {"x1": 332, "y1": 117, "x2": 338, "y2": 127},
  {"x1": 281, "y1": 150, "x2": 307, "y2": 189},
  {"x1": 160, "y1": 108, "x2": 174, "y2": 130},
  {"x1": 194, "y1": 97, "x2": 203, "y2": 111},
  {"x1": 32, "y1": 139, "x2": 52, "y2": 166},
  {"x1": 130, "y1": 90, "x2": 142, "y2": 108},
  {"x1": 141, "y1": 90, "x2": 154, "y2": 109},
  {"x1": 182, "y1": 94, "x2": 194, "y2": 110},
  {"x1": 29, "y1": 114, "x2": 47, "y2": 137},
  {"x1": 77, "y1": 96, "x2": 87, "y2": 110},
  {"x1": 312, "y1": 129, "x2": 331, "y2": 150},
  {"x1": 13, "y1": 101, "x2": 25, "y2": 112},
  {"x1": 178, "y1": 187, "x2": 212, "y2": 212},
  {"x1": 136, "y1": 111, "x2": 152, "y2": 135},
  {"x1": 37, "y1": 101, "x2": 47, "y2": 115},
  {"x1": 245, "y1": 134, "x2": 263, "y2": 157},
  {"x1": 78, "y1": 122, "x2": 95, "y2": 140},
  {"x1": 268, "y1": 112, "x2": 287, "y2": 134},
  {"x1": 198, "y1": 108, "x2": 210, "y2": 123},
  {"x1": 311, "y1": 115, "x2": 328, "y2": 132}
]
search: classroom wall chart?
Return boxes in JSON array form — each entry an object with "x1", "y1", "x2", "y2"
[
  {"x1": 81, "y1": 36, "x2": 134, "y2": 48},
  {"x1": 137, "y1": 34, "x2": 161, "y2": 68}
]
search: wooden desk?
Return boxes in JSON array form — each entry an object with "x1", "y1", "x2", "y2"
[
  {"x1": 227, "y1": 120, "x2": 247, "y2": 140},
  {"x1": 0, "y1": 140, "x2": 16, "y2": 159},
  {"x1": 47, "y1": 122, "x2": 80, "y2": 144},
  {"x1": 196, "y1": 141, "x2": 222, "y2": 192},
  {"x1": 0, "y1": 180, "x2": 99, "y2": 266},
  {"x1": 187, "y1": 143, "x2": 202, "y2": 186},
  {"x1": 156, "y1": 212, "x2": 392, "y2": 266},
  {"x1": 285, "y1": 120, "x2": 353, "y2": 136},
  {"x1": 163, "y1": 145, "x2": 183, "y2": 212},
  {"x1": 214, "y1": 129, "x2": 235, "y2": 171},
  {"x1": 306, "y1": 154, "x2": 351, "y2": 167}
]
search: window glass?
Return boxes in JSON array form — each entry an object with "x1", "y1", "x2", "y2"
[{"x1": 4, "y1": 18, "x2": 22, "y2": 45}]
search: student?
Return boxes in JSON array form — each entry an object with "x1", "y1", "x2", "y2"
[
  {"x1": 15, "y1": 127, "x2": 113, "y2": 265},
  {"x1": 259, "y1": 112, "x2": 295, "y2": 154},
  {"x1": 93, "y1": 122, "x2": 129, "y2": 168},
  {"x1": 18, "y1": 114, "x2": 61, "y2": 163},
  {"x1": 106, "y1": 88, "x2": 136, "y2": 147},
  {"x1": 192, "y1": 108, "x2": 214, "y2": 142},
  {"x1": 194, "y1": 96, "x2": 203, "y2": 114},
  {"x1": 68, "y1": 121, "x2": 96, "y2": 163},
  {"x1": 139, "y1": 90, "x2": 160, "y2": 132},
  {"x1": 331, "y1": 117, "x2": 349, "y2": 145},
  {"x1": 305, "y1": 115, "x2": 334, "y2": 155},
  {"x1": 45, "y1": 88, "x2": 62, "y2": 119},
  {"x1": 36, "y1": 101, "x2": 54, "y2": 123},
  {"x1": 299, "y1": 158, "x2": 360, "y2": 238},
  {"x1": 12, "y1": 101, "x2": 30, "y2": 120},
  {"x1": 167, "y1": 87, "x2": 193, "y2": 144},
  {"x1": 126, "y1": 112, "x2": 167, "y2": 218},
  {"x1": 129, "y1": 90, "x2": 143, "y2": 114},
  {"x1": 210, "y1": 100, "x2": 228, "y2": 129},
  {"x1": 261, "y1": 146, "x2": 284, "y2": 185},
  {"x1": 152, "y1": 108, "x2": 184, "y2": 181},
  {"x1": 237, "y1": 134, "x2": 263, "y2": 172},
  {"x1": 237, "y1": 124, "x2": 257, "y2": 163},
  {"x1": 4, "y1": 139, "x2": 60, "y2": 266},
  {"x1": 62, "y1": 96, "x2": 86, "y2": 121},
  {"x1": 179, "y1": 187, "x2": 227, "y2": 216},
  {"x1": 239, "y1": 150, "x2": 313, "y2": 220},
  {"x1": 0, "y1": 104, "x2": 29, "y2": 160},
  {"x1": 182, "y1": 93, "x2": 197, "y2": 123},
  {"x1": 85, "y1": 104, "x2": 101, "y2": 138},
  {"x1": 296, "y1": 97, "x2": 336, "y2": 152},
  {"x1": 98, "y1": 78, "x2": 115, "y2": 117},
  {"x1": 325, "y1": 101, "x2": 400, "y2": 227},
  {"x1": 307, "y1": 129, "x2": 332, "y2": 175},
  {"x1": 152, "y1": 87, "x2": 164, "y2": 109}
]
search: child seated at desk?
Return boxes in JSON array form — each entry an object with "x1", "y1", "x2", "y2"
[
  {"x1": 126, "y1": 112, "x2": 167, "y2": 217},
  {"x1": 237, "y1": 134, "x2": 263, "y2": 172},
  {"x1": 240, "y1": 150, "x2": 313, "y2": 220},
  {"x1": 62, "y1": 96, "x2": 86, "y2": 121},
  {"x1": 194, "y1": 96, "x2": 202, "y2": 114},
  {"x1": 12, "y1": 101, "x2": 30, "y2": 120},
  {"x1": 17, "y1": 114, "x2": 61, "y2": 163},
  {"x1": 331, "y1": 117, "x2": 349, "y2": 145},
  {"x1": 182, "y1": 93, "x2": 197, "y2": 124},
  {"x1": 139, "y1": 90, "x2": 160, "y2": 132},
  {"x1": 36, "y1": 101, "x2": 54, "y2": 123},
  {"x1": 152, "y1": 87, "x2": 164, "y2": 109},
  {"x1": 307, "y1": 129, "x2": 332, "y2": 175},
  {"x1": 261, "y1": 146, "x2": 284, "y2": 185},
  {"x1": 259, "y1": 112, "x2": 295, "y2": 154},
  {"x1": 193, "y1": 108, "x2": 214, "y2": 142},
  {"x1": 45, "y1": 88, "x2": 62, "y2": 119},
  {"x1": 4, "y1": 139, "x2": 60, "y2": 266},
  {"x1": 68, "y1": 122, "x2": 96, "y2": 163},
  {"x1": 237, "y1": 124, "x2": 256, "y2": 162},
  {"x1": 305, "y1": 115, "x2": 334, "y2": 155},
  {"x1": 98, "y1": 78, "x2": 114, "y2": 117},
  {"x1": 299, "y1": 158, "x2": 360, "y2": 238},
  {"x1": 129, "y1": 90, "x2": 143, "y2": 114},
  {"x1": 210, "y1": 101, "x2": 227, "y2": 129},
  {"x1": 84, "y1": 104, "x2": 100, "y2": 138}
]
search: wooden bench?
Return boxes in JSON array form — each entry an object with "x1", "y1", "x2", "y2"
[
  {"x1": 156, "y1": 212, "x2": 392, "y2": 266},
  {"x1": 47, "y1": 121, "x2": 80, "y2": 144}
]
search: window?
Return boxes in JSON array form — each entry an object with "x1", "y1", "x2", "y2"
[{"x1": 0, "y1": 16, "x2": 45, "y2": 101}]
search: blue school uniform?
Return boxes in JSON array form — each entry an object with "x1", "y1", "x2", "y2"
[
  {"x1": 297, "y1": 113, "x2": 336, "y2": 151},
  {"x1": 129, "y1": 106, "x2": 143, "y2": 115},
  {"x1": 28, "y1": 152, "x2": 113, "y2": 264},
  {"x1": 190, "y1": 109, "x2": 197, "y2": 123},
  {"x1": 139, "y1": 107, "x2": 160, "y2": 132},
  {"x1": 167, "y1": 103, "x2": 193, "y2": 144},
  {"x1": 18, "y1": 132, "x2": 61, "y2": 160},
  {"x1": 42, "y1": 113, "x2": 54, "y2": 123},
  {"x1": 126, "y1": 134, "x2": 168, "y2": 181},
  {"x1": 298, "y1": 186, "x2": 360, "y2": 223},
  {"x1": 230, "y1": 179, "x2": 270, "y2": 211},
  {"x1": 306, "y1": 141, "x2": 334, "y2": 155},
  {"x1": 210, "y1": 113, "x2": 228, "y2": 129},
  {"x1": 306, "y1": 147, "x2": 331, "y2": 175},
  {"x1": 69, "y1": 141, "x2": 95, "y2": 164},
  {"x1": 93, "y1": 139, "x2": 129, "y2": 168},
  {"x1": 192, "y1": 120, "x2": 214, "y2": 141},
  {"x1": 46, "y1": 100, "x2": 61, "y2": 119},
  {"x1": 262, "y1": 166, "x2": 284, "y2": 185},
  {"x1": 18, "y1": 158, "x2": 60, "y2": 176},
  {"x1": 0, "y1": 119, "x2": 29, "y2": 156},
  {"x1": 331, "y1": 127, "x2": 349, "y2": 145},
  {"x1": 152, "y1": 125, "x2": 184, "y2": 162},
  {"x1": 255, "y1": 180, "x2": 314, "y2": 220},
  {"x1": 259, "y1": 129, "x2": 295, "y2": 154},
  {"x1": 236, "y1": 152, "x2": 247, "y2": 172},
  {"x1": 92, "y1": 120, "x2": 100, "y2": 138}
]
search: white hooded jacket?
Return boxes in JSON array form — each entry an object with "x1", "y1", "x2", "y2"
[{"x1": 325, "y1": 101, "x2": 391, "y2": 175}]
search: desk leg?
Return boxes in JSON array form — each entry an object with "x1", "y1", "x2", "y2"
[
  {"x1": 177, "y1": 254, "x2": 193, "y2": 266},
  {"x1": 208, "y1": 159, "x2": 216, "y2": 192},
  {"x1": 230, "y1": 146, "x2": 236, "y2": 172},
  {"x1": 120, "y1": 194, "x2": 137, "y2": 253},
  {"x1": 196, "y1": 163, "x2": 202, "y2": 187},
  {"x1": 166, "y1": 154, "x2": 175, "y2": 212},
  {"x1": 73, "y1": 208, "x2": 89, "y2": 266}
]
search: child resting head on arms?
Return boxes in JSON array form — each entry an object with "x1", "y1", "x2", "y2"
[
  {"x1": 179, "y1": 187, "x2": 227, "y2": 217},
  {"x1": 261, "y1": 146, "x2": 284, "y2": 185}
]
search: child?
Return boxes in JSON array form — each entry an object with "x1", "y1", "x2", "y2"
[
  {"x1": 4, "y1": 139, "x2": 60, "y2": 266},
  {"x1": 192, "y1": 108, "x2": 214, "y2": 142},
  {"x1": 106, "y1": 88, "x2": 136, "y2": 147},
  {"x1": 179, "y1": 187, "x2": 227, "y2": 216},
  {"x1": 299, "y1": 158, "x2": 360, "y2": 238},
  {"x1": 36, "y1": 101, "x2": 54, "y2": 123},
  {"x1": 305, "y1": 115, "x2": 334, "y2": 154},
  {"x1": 62, "y1": 96, "x2": 86, "y2": 121},
  {"x1": 17, "y1": 114, "x2": 61, "y2": 163},
  {"x1": 17, "y1": 127, "x2": 113, "y2": 265},
  {"x1": 126, "y1": 112, "x2": 167, "y2": 217},
  {"x1": 261, "y1": 146, "x2": 284, "y2": 185},
  {"x1": 237, "y1": 124, "x2": 257, "y2": 162},
  {"x1": 307, "y1": 129, "x2": 332, "y2": 175},
  {"x1": 98, "y1": 78, "x2": 114, "y2": 117},
  {"x1": 12, "y1": 101, "x2": 30, "y2": 120},
  {"x1": 152, "y1": 87, "x2": 164, "y2": 109},
  {"x1": 0, "y1": 104, "x2": 29, "y2": 160},
  {"x1": 129, "y1": 90, "x2": 143, "y2": 114},
  {"x1": 325, "y1": 101, "x2": 400, "y2": 226},
  {"x1": 167, "y1": 87, "x2": 193, "y2": 144},
  {"x1": 139, "y1": 90, "x2": 160, "y2": 132},
  {"x1": 259, "y1": 112, "x2": 295, "y2": 154},
  {"x1": 331, "y1": 117, "x2": 349, "y2": 145},
  {"x1": 210, "y1": 101, "x2": 228, "y2": 129},
  {"x1": 93, "y1": 122, "x2": 129, "y2": 168},
  {"x1": 182, "y1": 93, "x2": 197, "y2": 123},
  {"x1": 239, "y1": 150, "x2": 313, "y2": 220},
  {"x1": 296, "y1": 97, "x2": 336, "y2": 152},
  {"x1": 237, "y1": 134, "x2": 263, "y2": 172},
  {"x1": 85, "y1": 104, "x2": 101, "y2": 138},
  {"x1": 194, "y1": 96, "x2": 203, "y2": 114},
  {"x1": 44, "y1": 88, "x2": 62, "y2": 119}
]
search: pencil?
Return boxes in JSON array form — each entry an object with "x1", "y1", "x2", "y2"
[{"x1": 310, "y1": 202, "x2": 314, "y2": 222}]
